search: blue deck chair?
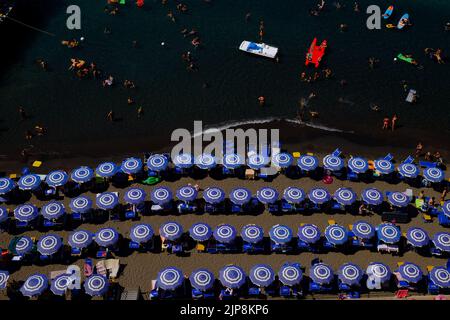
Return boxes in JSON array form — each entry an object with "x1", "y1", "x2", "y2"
[
  {"x1": 96, "y1": 249, "x2": 108, "y2": 258},
  {"x1": 331, "y1": 201, "x2": 343, "y2": 211},
  {"x1": 402, "y1": 156, "x2": 414, "y2": 164},
  {"x1": 398, "y1": 280, "x2": 410, "y2": 289},
  {"x1": 428, "y1": 279, "x2": 440, "y2": 295},
  {"x1": 203, "y1": 291, "x2": 215, "y2": 299},
  {"x1": 72, "y1": 212, "x2": 82, "y2": 221},
  {"x1": 248, "y1": 287, "x2": 261, "y2": 297},
  {"x1": 231, "y1": 204, "x2": 242, "y2": 213},
  {"x1": 280, "y1": 286, "x2": 291, "y2": 297},
  {"x1": 192, "y1": 288, "x2": 203, "y2": 299},
  {"x1": 268, "y1": 203, "x2": 279, "y2": 213},
  {"x1": 125, "y1": 211, "x2": 136, "y2": 220},
  {"x1": 347, "y1": 170, "x2": 359, "y2": 181},
  {"x1": 430, "y1": 248, "x2": 442, "y2": 257},
  {"x1": 447, "y1": 259, "x2": 450, "y2": 272},
  {"x1": 43, "y1": 219, "x2": 56, "y2": 228},
  {"x1": 419, "y1": 161, "x2": 437, "y2": 168},
  {"x1": 281, "y1": 199, "x2": 294, "y2": 212},
  {"x1": 349, "y1": 291, "x2": 361, "y2": 299},
  {"x1": 39, "y1": 254, "x2": 50, "y2": 262},
  {"x1": 338, "y1": 282, "x2": 351, "y2": 292},
  {"x1": 323, "y1": 241, "x2": 335, "y2": 250},
  {"x1": 297, "y1": 239, "x2": 310, "y2": 251},
  {"x1": 129, "y1": 241, "x2": 140, "y2": 250},
  {"x1": 220, "y1": 289, "x2": 234, "y2": 300},
  {"x1": 438, "y1": 213, "x2": 450, "y2": 227},
  {"x1": 15, "y1": 220, "x2": 28, "y2": 229},
  {"x1": 309, "y1": 282, "x2": 322, "y2": 293},
  {"x1": 332, "y1": 148, "x2": 342, "y2": 157},
  {"x1": 71, "y1": 247, "x2": 82, "y2": 256},
  {"x1": 147, "y1": 170, "x2": 158, "y2": 177},
  {"x1": 172, "y1": 244, "x2": 183, "y2": 254},
  {"x1": 149, "y1": 289, "x2": 159, "y2": 300},
  {"x1": 384, "y1": 153, "x2": 394, "y2": 161}
]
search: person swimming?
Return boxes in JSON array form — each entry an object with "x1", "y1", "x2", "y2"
[
  {"x1": 103, "y1": 75, "x2": 114, "y2": 87},
  {"x1": 61, "y1": 39, "x2": 79, "y2": 48}
]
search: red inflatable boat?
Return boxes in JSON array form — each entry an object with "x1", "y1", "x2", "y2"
[{"x1": 305, "y1": 38, "x2": 327, "y2": 68}]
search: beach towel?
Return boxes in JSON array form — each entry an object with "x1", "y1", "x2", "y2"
[{"x1": 96, "y1": 260, "x2": 107, "y2": 276}]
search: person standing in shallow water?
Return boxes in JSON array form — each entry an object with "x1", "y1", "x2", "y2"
[
  {"x1": 137, "y1": 106, "x2": 144, "y2": 118},
  {"x1": 391, "y1": 114, "x2": 398, "y2": 131},
  {"x1": 18, "y1": 106, "x2": 27, "y2": 121},
  {"x1": 106, "y1": 110, "x2": 114, "y2": 121},
  {"x1": 382, "y1": 117, "x2": 389, "y2": 130}
]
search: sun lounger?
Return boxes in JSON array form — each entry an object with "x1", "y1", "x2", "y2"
[
  {"x1": 192, "y1": 288, "x2": 203, "y2": 299},
  {"x1": 332, "y1": 148, "x2": 342, "y2": 157},
  {"x1": 402, "y1": 156, "x2": 414, "y2": 164},
  {"x1": 248, "y1": 287, "x2": 261, "y2": 297},
  {"x1": 419, "y1": 161, "x2": 437, "y2": 168},
  {"x1": 384, "y1": 153, "x2": 394, "y2": 161}
]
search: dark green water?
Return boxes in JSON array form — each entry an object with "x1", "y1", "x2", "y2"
[{"x1": 0, "y1": 0, "x2": 449, "y2": 157}]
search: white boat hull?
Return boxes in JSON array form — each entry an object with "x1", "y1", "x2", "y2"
[{"x1": 239, "y1": 41, "x2": 278, "y2": 59}]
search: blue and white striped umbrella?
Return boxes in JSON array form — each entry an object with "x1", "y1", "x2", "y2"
[
  {"x1": 387, "y1": 191, "x2": 410, "y2": 207},
  {"x1": 310, "y1": 263, "x2": 334, "y2": 285},
  {"x1": 278, "y1": 264, "x2": 303, "y2": 286},
  {"x1": 69, "y1": 196, "x2": 92, "y2": 213},
  {"x1": 45, "y1": 170, "x2": 69, "y2": 187},
  {"x1": 229, "y1": 187, "x2": 251, "y2": 205},
  {"x1": 213, "y1": 224, "x2": 237, "y2": 243},
  {"x1": 272, "y1": 153, "x2": 293, "y2": 168},
  {"x1": 41, "y1": 201, "x2": 65, "y2": 220},
  {"x1": 96, "y1": 192, "x2": 119, "y2": 210},
  {"x1": 324, "y1": 224, "x2": 349, "y2": 245},
  {"x1": 95, "y1": 228, "x2": 119, "y2": 247},
  {"x1": 398, "y1": 263, "x2": 423, "y2": 283},
  {"x1": 269, "y1": 224, "x2": 293, "y2": 244},
  {"x1": 374, "y1": 159, "x2": 394, "y2": 175},
  {"x1": 334, "y1": 187, "x2": 357, "y2": 206},
  {"x1": 423, "y1": 167, "x2": 445, "y2": 183},
  {"x1": 297, "y1": 224, "x2": 321, "y2": 244},
  {"x1": 195, "y1": 154, "x2": 216, "y2": 170},
  {"x1": 283, "y1": 187, "x2": 305, "y2": 204},
  {"x1": 433, "y1": 232, "x2": 450, "y2": 252},
  {"x1": 308, "y1": 187, "x2": 331, "y2": 204},
  {"x1": 176, "y1": 185, "x2": 198, "y2": 202},
  {"x1": 0, "y1": 207, "x2": 8, "y2": 223},
  {"x1": 20, "y1": 274, "x2": 48, "y2": 297},
  {"x1": 429, "y1": 267, "x2": 450, "y2": 289},
  {"x1": 159, "y1": 222, "x2": 183, "y2": 241},
  {"x1": 37, "y1": 234, "x2": 62, "y2": 255},
  {"x1": 95, "y1": 162, "x2": 118, "y2": 178},
  {"x1": 241, "y1": 224, "x2": 264, "y2": 244},
  {"x1": 157, "y1": 267, "x2": 183, "y2": 290},
  {"x1": 84, "y1": 275, "x2": 109, "y2": 296},
  {"x1": 323, "y1": 154, "x2": 344, "y2": 171},
  {"x1": 203, "y1": 187, "x2": 225, "y2": 204},
  {"x1": 124, "y1": 188, "x2": 146, "y2": 204},
  {"x1": 0, "y1": 177, "x2": 15, "y2": 194},
  {"x1": 71, "y1": 166, "x2": 94, "y2": 183},
  {"x1": 249, "y1": 264, "x2": 275, "y2": 287},
  {"x1": 377, "y1": 223, "x2": 401, "y2": 244},
  {"x1": 51, "y1": 274, "x2": 71, "y2": 296},
  {"x1": 130, "y1": 224, "x2": 153, "y2": 243},
  {"x1": 150, "y1": 187, "x2": 172, "y2": 205},
  {"x1": 146, "y1": 154, "x2": 169, "y2": 172},
  {"x1": 256, "y1": 187, "x2": 279, "y2": 204},
  {"x1": 406, "y1": 227, "x2": 429, "y2": 247},
  {"x1": 352, "y1": 221, "x2": 375, "y2": 240},
  {"x1": 338, "y1": 263, "x2": 363, "y2": 286},
  {"x1": 297, "y1": 155, "x2": 319, "y2": 171},
  {"x1": 68, "y1": 230, "x2": 93, "y2": 249},
  {"x1": 219, "y1": 265, "x2": 246, "y2": 289},
  {"x1": 247, "y1": 154, "x2": 269, "y2": 170},
  {"x1": 189, "y1": 223, "x2": 212, "y2": 242},
  {"x1": 443, "y1": 200, "x2": 450, "y2": 218},
  {"x1": 121, "y1": 157, "x2": 143, "y2": 174},
  {"x1": 0, "y1": 270, "x2": 9, "y2": 290},
  {"x1": 190, "y1": 269, "x2": 214, "y2": 291},
  {"x1": 347, "y1": 157, "x2": 369, "y2": 174},
  {"x1": 14, "y1": 204, "x2": 38, "y2": 222},
  {"x1": 173, "y1": 153, "x2": 193, "y2": 169},
  {"x1": 361, "y1": 188, "x2": 384, "y2": 205},
  {"x1": 398, "y1": 163, "x2": 419, "y2": 179},
  {"x1": 15, "y1": 236, "x2": 34, "y2": 255},
  {"x1": 367, "y1": 263, "x2": 391, "y2": 283},
  {"x1": 223, "y1": 154, "x2": 243, "y2": 169},
  {"x1": 18, "y1": 174, "x2": 41, "y2": 191}
]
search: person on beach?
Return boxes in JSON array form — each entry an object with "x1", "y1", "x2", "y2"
[
  {"x1": 391, "y1": 114, "x2": 398, "y2": 131},
  {"x1": 382, "y1": 117, "x2": 389, "y2": 130},
  {"x1": 359, "y1": 203, "x2": 369, "y2": 215},
  {"x1": 106, "y1": 110, "x2": 114, "y2": 121},
  {"x1": 441, "y1": 187, "x2": 448, "y2": 202},
  {"x1": 418, "y1": 190, "x2": 425, "y2": 200},
  {"x1": 415, "y1": 142, "x2": 423, "y2": 157}
]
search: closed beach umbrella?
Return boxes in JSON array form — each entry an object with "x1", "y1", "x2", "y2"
[
  {"x1": 323, "y1": 154, "x2": 344, "y2": 171},
  {"x1": 71, "y1": 166, "x2": 94, "y2": 183},
  {"x1": 121, "y1": 157, "x2": 143, "y2": 174},
  {"x1": 95, "y1": 227, "x2": 119, "y2": 247},
  {"x1": 367, "y1": 262, "x2": 391, "y2": 283},
  {"x1": 203, "y1": 187, "x2": 225, "y2": 204},
  {"x1": 283, "y1": 187, "x2": 305, "y2": 204},
  {"x1": 297, "y1": 155, "x2": 319, "y2": 171},
  {"x1": 241, "y1": 224, "x2": 264, "y2": 244},
  {"x1": 247, "y1": 154, "x2": 269, "y2": 170},
  {"x1": 18, "y1": 174, "x2": 41, "y2": 191},
  {"x1": 45, "y1": 170, "x2": 68, "y2": 187},
  {"x1": 374, "y1": 159, "x2": 394, "y2": 175},
  {"x1": 20, "y1": 274, "x2": 48, "y2": 297},
  {"x1": 213, "y1": 224, "x2": 237, "y2": 243},
  {"x1": 0, "y1": 207, "x2": 8, "y2": 223},
  {"x1": 352, "y1": 221, "x2": 375, "y2": 240},
  {"x1": 68, "y1": 230, "x2": 93, "y2": 249},
  {"x1": 84, "y1": 275, "x2": 109, "y2": 296},
  {"x1": 146, "y1": 154, "x2": 169, "y2": 172},
  {"x1": 157, "y1": 267, "x2": 183, "y2": 291},
  {"x1": 96, "y1": 192, "x2": 119, "y2": 210},
  {"x1": 159, "y1": 221, "x2": 183, "y2": 241},
  {"x1": 398, "y1": 263, "x2": 423, "y2": 283},
  {"x1": 347, "y1": 157, "x2": 368, "y2": 174},
  {"x1": 387, "y1": 191, "x2": 410, "y2": 207},
  {"x1": 150, "y1": 187, "x2": 172, "y2": 205},
  {"x1": 229, "y1": 187, "x2": 251, "y2": 205},
  {"x1": 173, "y1": 153, "x2": 193, "y2": 168},
  {"x1": 433, "y1": 232, "x2": 450, "y2": 252},
  {"x1": 51, "y1": 274, "x2": 71, "y2": 296},
  {"x1": 223, "y1": 153, "x2": 243, "y2": 169},
  {"x1": 69, "y1": 196, "x2": 92, "y2": 213},
  {"x1": 256, "y1": 187, "x2": 279, "y2": 204},
  {"x1": 310, "y1": 263, "x2": 334, "y2": 285},
  {"x1": 41, "y1": 201, "x2": 65, "y2": 220},
  {"x1": 334, "y1": 187, "x2": 357, "y2": 206},
  {"x1": 15, "y1": 236, "x2": 34, "y2": 255},
  {"x1": 429, "y1": 267, "x2": 450, "y2": 288},
  {"x1": 338, "y1": 263, "x2": 363, "y2": 286},
  {"x1": 406, "y1": 227, "x2": 429, "y2": 247},
  {"x1": 14, "y1": 204, "x2": 38, "y2": 222},
  {"x1": 195, "y1": 153, "x2": 216, "y2": 170},
  {"x1": 423, "y1": 167, "x2": 445, "y2": 183},
  {"x1": 0, "y1": 270, "x2": 9, "y2": 290},
  {"x1": 377, "y1": 223, "x2": 401, "y2": 244},
  {"x1": 325, "y1": 224, "x2": 348, "y2": 245},
  {"x1": 0, "y1": 177, "x2": 15, "y2": 194},
  {"x1": 130, "y1": 224, "x2": 153, "y2": 243},
  {"x1": 190, "y1": 269, "x2": 214, "y2": 291},
  {"x1": 219, "y1": 265, "x2": 246, "y2": 289},
  {"x1": 124, "y1": 187, "x2": 146, "y2": 204},
  {"x1": 189, "y1": 223, "x2": 212, "y2": 242},
  {"x1": 398, "y1": 163, "x2": 419, "y2": 179},
  {"x1": 95, "y1": 162, "x2": 118, "y2": 178},
  {"x1": 443, "y1": 200, "x2": 450, "y2": 218},
  {"x1": 278, "y1": 263, "x2": 303, "y2": 286},
  {"x1": 37, "y1": 234, "x2": 62, "y2": 256},
  {"x1": 269, "y1": 224, "x2": 293, "y2": 244},
  {"x1": 272, "y1": 153, "x2": 293, "y2": 168},
  {"x1": 176, "y1": 185, "x2": 198, "y2": 202},
  {"x1": 297, "y1": 224, "x2": 321, "y2": 244},
  {"x1": 249, "y1": 264, "x2": 275, "y2": 287},
  {"x1": 308, "y1": 187, "x2": 331, "y2": 204},
  {"x1": 361, "y1": 188, "x2": 383, "y2": 205}
]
